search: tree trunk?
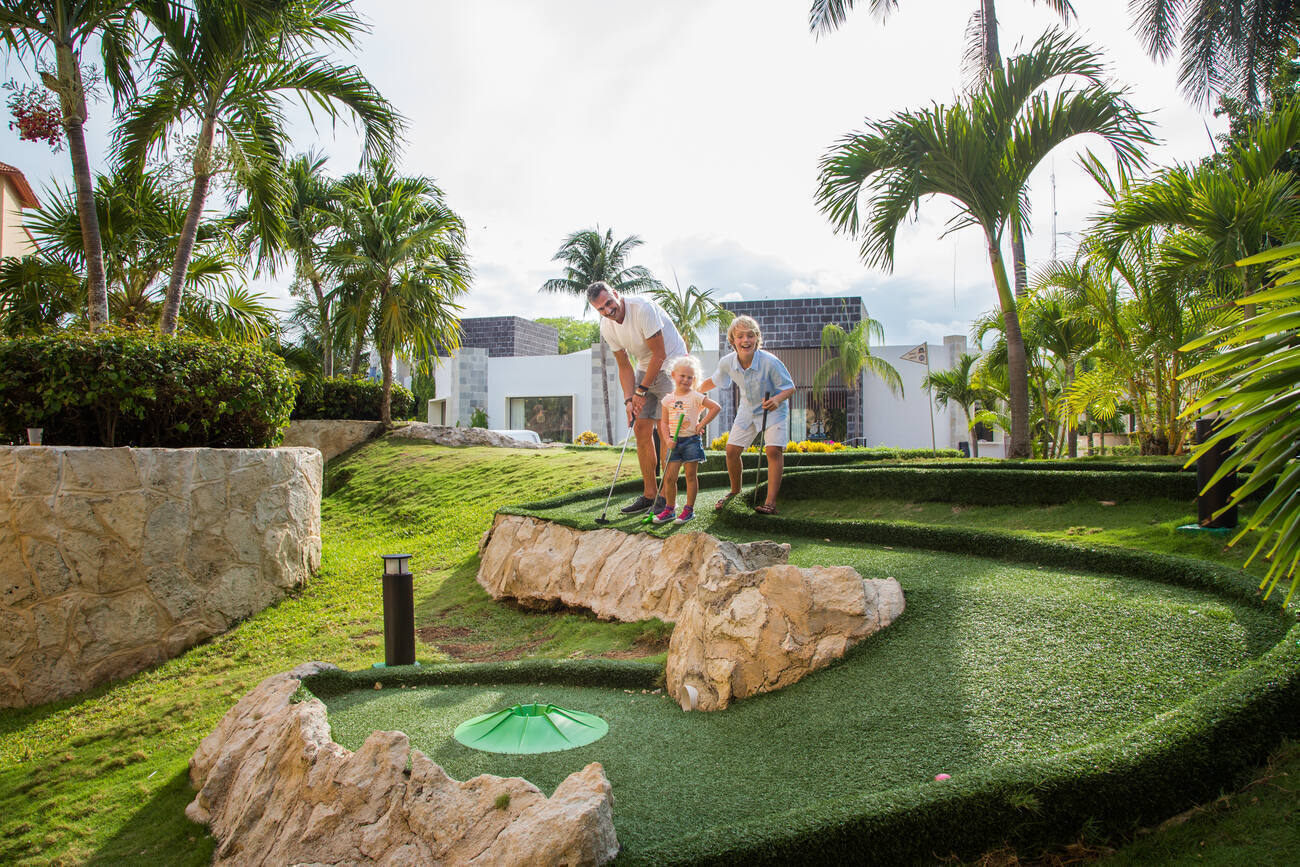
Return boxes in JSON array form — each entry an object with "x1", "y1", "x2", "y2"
[
  {"x1": 599, "y1": 340, "x2": 614, "y2": 444},
  {"x1": 380, "y1": 339, "x2": 393, "y2": 427},
  {"x1": 312, "y1": 278, "x2": 332, "y2": 377},
  {"x1": 981, "y1": 0, "x2": 1000, "y2": 71},
  {"x1": 1065, "y1": 359, "x2": 1078, "y2": 458},
  {"x1": 1011, "y1": 218, "x2": 1029, "y2": 298},
  {"x1": 160, "y1": 115, "x2": 217, "y2": 335},
  {"x1": 966, "y1": 408, "x2": 980, "y2": 457},
  {"x1": 987, "y1": 236, "x2": 1031, "y2": 458},
  {"x1": 50, "y1": 47, "x2": 108, "y2": 329}
]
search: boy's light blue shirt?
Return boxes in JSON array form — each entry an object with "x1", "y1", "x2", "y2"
[{"x1": 711, "y1": 349, "x2": 795, "y2": 429}]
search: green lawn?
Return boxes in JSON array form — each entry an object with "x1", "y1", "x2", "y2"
[{"x1": 0, "y1": 440, "x2": 1295, "y2": 864}]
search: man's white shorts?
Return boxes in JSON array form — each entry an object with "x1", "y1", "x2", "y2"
[{"x1": 728, "y1": 415, "x2": 787, "y2": 449}]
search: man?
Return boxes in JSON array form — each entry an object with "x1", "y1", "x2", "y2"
[{"x1": 587, "y1": 281, "x2": 687, "y2": 513}]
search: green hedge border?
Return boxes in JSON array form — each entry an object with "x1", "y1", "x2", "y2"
[{"x1": 301, "y1": 658, "x2": 661, "y2": 698}]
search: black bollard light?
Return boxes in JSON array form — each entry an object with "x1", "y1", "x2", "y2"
[
  {"x1": 377, "y1": 554, "x2": 417, "y2": 667},
  {"x1": 1195, "y1": 418, "x2": 1238, "y2": 529}
]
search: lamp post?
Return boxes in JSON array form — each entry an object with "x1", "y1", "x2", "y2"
[{"x1": 377, "y1": 554, "x2": 417, "y2": 667}]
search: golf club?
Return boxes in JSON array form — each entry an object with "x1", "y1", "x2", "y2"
[
  {"x1": 752, "y1": 391, "x2": 770, "y2": 509},
  {"x1": 594, "y1": 429, "x2": 636, "y2": 525},
  {"x1": 643, "y1": 412, "x2": 687, "y2": 524}
]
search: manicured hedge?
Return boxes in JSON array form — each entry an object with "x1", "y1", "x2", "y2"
[
  {"x1": 776, "y1": 466, "x2": 1198, "y2": 504},
  {"x1": 0, "y1": 331, "x2": 296, "y2": 447},
  {"x1": 301, "y1": 658, "x2": 662, "y2": 698},
  {"x1": 292, "y1": 376, "x2": 416, "y2": 421}
]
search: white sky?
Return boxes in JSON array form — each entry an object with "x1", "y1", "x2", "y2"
[{"x1": 0, "y1": 0, "x2": 1224, "y2": 350}]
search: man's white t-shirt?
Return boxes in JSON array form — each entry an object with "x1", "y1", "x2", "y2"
[{"x1": 599, "y1": 296, "x2": 687, "y2": 368}]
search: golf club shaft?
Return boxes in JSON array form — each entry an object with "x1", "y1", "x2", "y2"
[
  {"x1": 597, "y1": 429, "x2": 636, "y2": 521},
  {"x1": 753, "y1": 392, "x2": 770, "y2": 507}
]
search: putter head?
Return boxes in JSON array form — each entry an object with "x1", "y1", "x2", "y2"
[{"x1": 594, "y1": 515, "x2": 611, "y2": 525}]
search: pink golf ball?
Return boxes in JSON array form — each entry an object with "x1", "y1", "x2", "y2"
[{"x1": 934, "y1": 773, "x2": 951, "y2": 781}]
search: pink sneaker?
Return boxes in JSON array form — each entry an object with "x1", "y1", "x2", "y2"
[
  {"x1": 673, "y1": 506, "x2": 695, "y2": 525},
  {"x1": 651, "y1": 506, "x2": 676, "y2": 524}
]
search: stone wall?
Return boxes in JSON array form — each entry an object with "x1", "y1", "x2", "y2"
[
  {"x1": 282, "y1": 420, "x2": 383, "y2": 461},
  {"x1": 0, "y1": 446, "x2": 323, "y2": 708}
]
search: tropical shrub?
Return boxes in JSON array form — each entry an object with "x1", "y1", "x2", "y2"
[
  {"x1": 574, "y1": 430, "x2": 603, "y2": 446},
  {"x1": 786, "y1": 440, "x2": 847, "y2": 453},
  {"x1": 710, "y1": 432, "x2": 730, "y2": 451},
  {"x1": 0, "y1": 331, "x2": 296, "y2": 447},
  {"x1": 470, "y1": 407, "x2": 488, "y2": 428},
  {"x1": 293, "y1": 377, "x2": 415, "y2": 421}
]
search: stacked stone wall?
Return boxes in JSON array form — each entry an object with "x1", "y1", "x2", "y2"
[{"x1": 0, "y1": 446, "x2": 322, "y2": 708}]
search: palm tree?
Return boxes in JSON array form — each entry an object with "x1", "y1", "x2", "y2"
[
  {"x1": 1129, "y1": 0, "x2": 1300, "y2": 106},
  {"x1": 1181, "y1": 240, "x2": 1300, "y2": 606},
  {"x1": 816, "y1": 29, "x2": 1154, "y2": 458},
  {"x1": 0, "y1": 0, "x2": 140, "y2": 329},
  {"x1": 922, "y1": 352, "x2": 988, "y2": 456},
  {"x1": 539, "y1": 226, "x2": 662, "y2": 441},
  {"x1": 810, "y1": 0, "x2": 1076, "y2": 296},
  {"x1": 1098, "y1": 99, "x2": 1300, "y2": 321},
  {"x1": 648, "y1": 278, "x2": 732, "y2": 352},
  {"x1": 0, "y1": 255, "x2": 82, "y2": 335},
  {"x1": 247, "y1": 152, "x2": 341, "y2": 375},
  {"x1": 27, "y1": 165, "x2": 243, "y2": 331},
  {"x1": 326, "y1": 160, "x2": 471, "y2": 426},
  {"x1": 811, "y1": 317, "x2": 903, "y2": 428},
  {"x1": 119, "y1": 0, "x2": 404, "y2": 336}
]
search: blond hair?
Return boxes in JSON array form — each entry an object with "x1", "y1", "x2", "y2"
[
  {"x1": 668, "y1": 354, "x2": 704, "y2": 384},
  {"x1": 726, "y1": 314, "x2": 762, "y2": 350}
]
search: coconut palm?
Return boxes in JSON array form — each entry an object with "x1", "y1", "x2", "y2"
[
  {"x1": 1129, "y1": 0, "x2": 1300, "y2": 106},
  {"x1": 810, "y1": 0, "x2": 1076, "y2": 296},
  {"x1": 811, "y1": 316, "x2": 902, "y2": 404},
  {"x1": 816, "y1": 29, "x2": 1154, "y2": 458},
  {"x1": 118, "y1": 0, "x2": 403, "y2": 336},
  {"x1": 922, "y1": 352, "x2": 989, "y2": 456},
  {"x1": 648, "y1": 278, "x2": 732, "y2": 353},
  {"x1": 540, "y1": 226, "x2": 662, "y2": 441},
  {"x1": 326, "y1": 160, "x2": 472, "y2": 426},
  {"x1": 0, "y1": 0, "x2": 141, "y2": 328}
]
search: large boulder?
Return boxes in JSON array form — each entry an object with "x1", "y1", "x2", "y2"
[
  {"x1": 665, "y1": 564, "x2": 906, "y2": 711},
  {"x1": 477, "y1": 515, "x2": 905, "y2": 710},
  {"x1": 187, "y1": 662, "x2": 619, "y2": 866},
  {"x1": 392, "y1": 424, "x2": 557, "y2": 449},
  {"x1": 477, "y1": 514, "x2": 788, "y2": 622}
]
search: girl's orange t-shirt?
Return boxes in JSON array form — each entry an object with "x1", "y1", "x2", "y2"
[{"x1": 660, "y1": 390, "x2": 705, "y2": 438}]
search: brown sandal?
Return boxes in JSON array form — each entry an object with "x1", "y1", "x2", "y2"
[
  {"x1": 714, "y1": 492, "x2": 739, "y2": 511},
  {"x1": 754, "y1": 503, "x2": 778, "y2": 515}
]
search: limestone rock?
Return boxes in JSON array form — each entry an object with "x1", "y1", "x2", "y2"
[
  {"x1": 282, "y1": 419, "x2": 384, "y2": 461},
  {"x1": 392, "y1": 423, "x2": 558, "y2": 449},
  {"x1": 477, "y1": 514, "x2": 789, "y2": 622},
  {"x1": 666, "y1": 565, "x2": 904, "y2": 711},
  {"x1": 188, "y1": 662, "x2": 618, "y2": 866},
  {"x1": 478, "y1": 515, "x2": 904, "y2": 711}
]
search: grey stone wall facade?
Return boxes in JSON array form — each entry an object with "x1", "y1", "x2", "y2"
[
  {"x1": 0, "y1": 446, "x2": 322, "y2": 708},
  {"x1": 452, "y1": 347, "x2": 489, "y2": 427},
  {"x1": 716, "y1": 297, "x2": 867, "y2": 441},
  {"x1": 457, "y1": 316, "x2": 558, "y2": 358}
]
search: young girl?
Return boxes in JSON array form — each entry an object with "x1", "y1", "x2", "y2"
[{"x1": 652, "y1": 356, "x2": 721, "y2": 525}]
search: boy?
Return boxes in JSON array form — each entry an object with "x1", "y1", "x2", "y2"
[{"x1": 699, "y1": 315, "x2": 794, "y2": 515}]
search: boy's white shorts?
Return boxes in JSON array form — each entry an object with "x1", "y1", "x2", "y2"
[{"x1": 728, "y1": 415, "x2": 788, "y2": 449}]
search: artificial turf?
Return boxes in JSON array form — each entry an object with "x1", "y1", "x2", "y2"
[{"x1": 316, "y1": 536, "x2": 1285, "y2": 860}]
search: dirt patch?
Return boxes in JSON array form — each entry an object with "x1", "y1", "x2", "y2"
[
  {"x1": 417, "y1": 625, "x2": 548, "y2": 661},
  {"x1": 595, "y1": 632, "x2": 671, "y2": 659}
]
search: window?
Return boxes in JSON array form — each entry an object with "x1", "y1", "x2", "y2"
[{"x1": 508, "y1": 396, "x2": 573, "y2": 443}]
